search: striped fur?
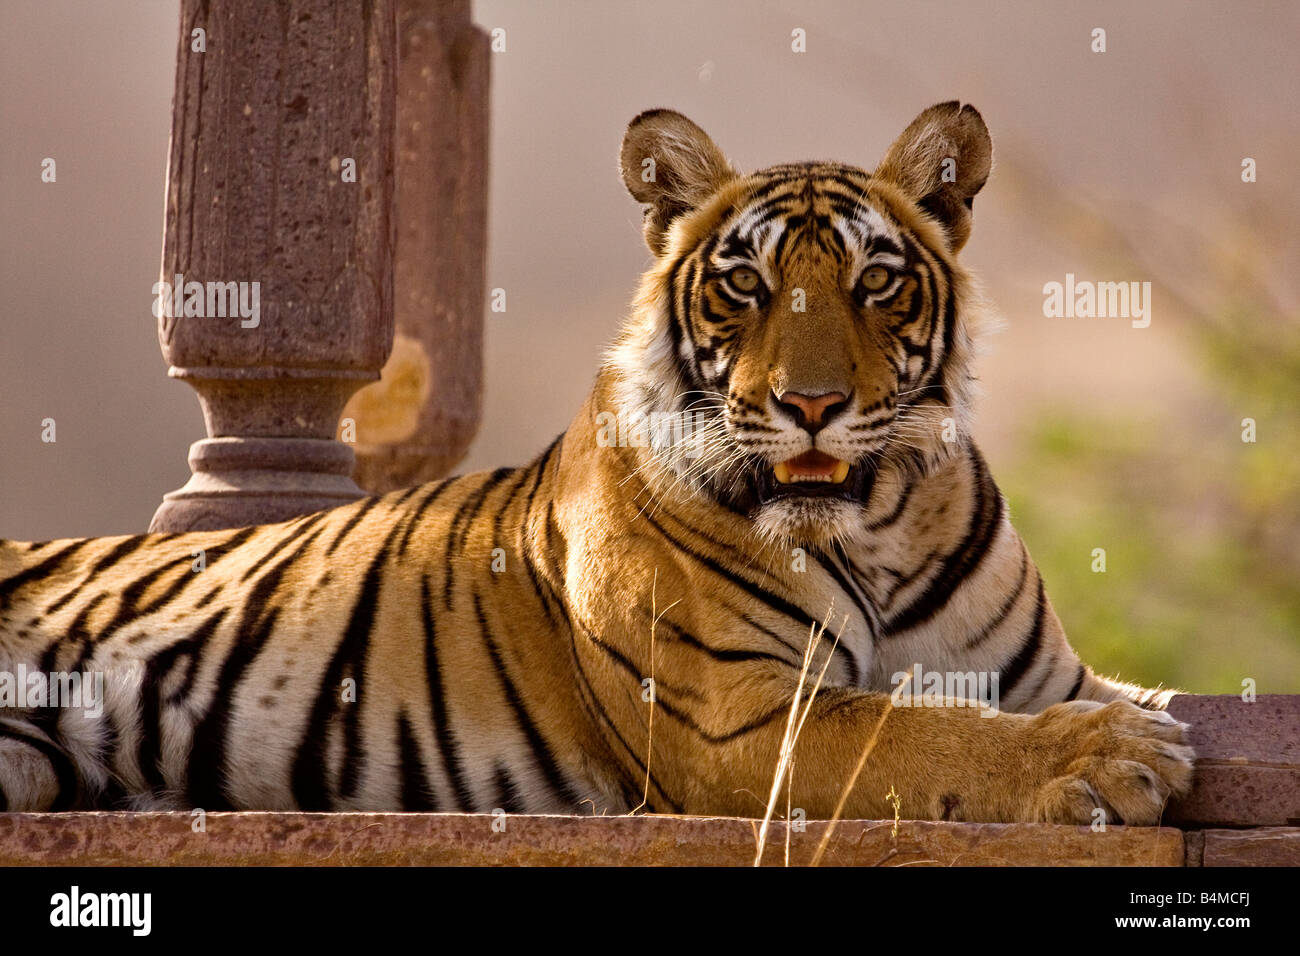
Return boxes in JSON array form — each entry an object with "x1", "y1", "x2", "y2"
[{"x1": 0, "y1": 104, "x2": 1192, "y2": 823}]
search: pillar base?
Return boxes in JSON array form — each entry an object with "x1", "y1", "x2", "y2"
[{"x1": 149, "y1": 437, "x2": 367, "y2": 532}]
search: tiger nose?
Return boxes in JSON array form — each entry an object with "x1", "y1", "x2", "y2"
[{"x1": 773, "y1": 390, "x2": 850, "y2": 434}]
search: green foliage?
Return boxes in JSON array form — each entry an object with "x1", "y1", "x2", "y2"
[{"x1": 1000, "y1": 332, "x2": 1300, "y2": 693}]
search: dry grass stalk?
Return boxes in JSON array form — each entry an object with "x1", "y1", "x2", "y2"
[
  {"x1": 753, "y1": 608, "x2": 842, "y2": 866},
  {"x1": 809, "y1": 700, "x2": 894, "y2": 866},
  {"x1": 631, "y1": 569, "x2": 679, "y2": 815}
]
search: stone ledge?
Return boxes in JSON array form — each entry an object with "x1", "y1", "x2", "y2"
[
  {"x1": 1167, "y1": 694, "x2": 1300, "y2": 827},
  {"x1": 0, "y1": 812, "x2": 1183, "y2": 867},
  {"x1": 0, "y1": 694, "x2": 1292, "y2": 866},
  {"x1": 1187, "y1": 827, "x2": 1300, "y2": 867}
]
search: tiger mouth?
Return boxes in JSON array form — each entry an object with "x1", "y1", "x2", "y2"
[{"x1": 755, "y1": 449, "x2": 873, "y2": 504}]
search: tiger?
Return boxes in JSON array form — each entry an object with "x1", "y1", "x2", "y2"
[{"x1": 0, "y1": 102, "x2": 1193, "y2": 825}]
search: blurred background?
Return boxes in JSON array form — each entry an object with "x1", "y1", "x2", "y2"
[{"x1": 1, "y1": 0, "x2": 1296, "y2": 692}]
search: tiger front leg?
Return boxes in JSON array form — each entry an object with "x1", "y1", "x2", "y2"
[
  {"x1": 1067, "y1": 665, "x2": 1181, "y2": 711},
  {"x1": 682, "y1": 687, "x2": 1194, "y2": 824}
]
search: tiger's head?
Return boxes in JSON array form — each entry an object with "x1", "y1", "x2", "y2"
[{"x1": 608, "y1": 103, "x2": 996, "y2": 546}]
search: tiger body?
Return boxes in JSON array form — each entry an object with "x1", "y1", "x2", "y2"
[{"x1": 0, "y1": 103, "x2": 1192, "y2": 822}]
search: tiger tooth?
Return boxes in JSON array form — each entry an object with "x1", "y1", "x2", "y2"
[
  {"x1": 774, "y1": 462, "x2": 792, "y2": 484},
  {"x1": 831, "y1": 460, "x2": 850, "y2": 483}
]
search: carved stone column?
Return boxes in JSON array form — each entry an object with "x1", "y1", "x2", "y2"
[
  {"x1": 150, "y1": 0, "x2": 397, "y2": 532},
  {"x1": 341, "y1": 0, "x2": 488, "y2": 493}
]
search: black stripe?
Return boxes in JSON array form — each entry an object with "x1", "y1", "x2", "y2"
[
  {"x1": 187, "y1": 609, "x2": 283, "y2": 810},
  {"x1": 43, "y1": 536, "x2": 147, "y2": 615},
  {"x1": 865, "y1": 479, "x2": 913, "y2": 531},
  {"x1": 390, "y1": 485, "x2": 424, "y2": 509},
  {"x1": 135, "y1": 563, "x2": 203, "y2": 618},
  {"x1": 737, "y1": 612, "x2": 806, "y2": 659},
  {"x1": 964, "y1": 542, "x2": 1030, "y2": 650},
  {"x1": 728, "y1": 174, "x2": 795, "y2": 208},
  {"x1": 518, "y1": 538, "x2": 561, "y2": 629},
  {"x1": 1064, "y1": 664, "x2": 1086, "y2": 701},
  {"x1": 727, "y1": 190, "x2": 798, "y2": 224},
  {"x1": 514, "y1": 446, "x2": 565, "y2": 633},
  {"x1": 95, "y1": 562, "x2": 184, "y2": 639},
  {"x1": 676, "y1": 260, "x2": 704, "y2": 386},
  {"x1": 441, "y1": 468, "x2": 514, "y2": 610},
  {"x1": 911, "y1": 255, "x2": 941, "y2": 384},
  {"x1": 811, "y1": 545, "x2": 878, "y2": 676},
  {"x1": 664, "y1": 253, "x2": 690, "y2": 378},
  {"x1": 396, "y1": 479, "x2": 456, "y2": 557},
  {"x1": 999, "y1": 576, "x2": 1047, "y2": 700},
  {"x1": 821, "y1": 218, "x2": 848, "y2": 259},
  {"x1": 136, "y1": 607, "x2": 230, "y2": 793},
  {"x1": 640, "y1": 510, "x2": 813, "y2": 631},
  {"x1": 0, "y1": 539, "x2": 94, "y2": 611},
  {"x1": 292, "y1": 528, "x2": 396, "y2": 807},
  {"x1": 885, "y1": 281, "x2": 924, "y2": 334},
  {"x1": 25, "y1": 641, "x2": 65, "y2": 736},
  {"x1": 563, "y1": 621, "x2": 680, "y2": 812},
  {"x1": 491, "y1": 467, "x2": 532, "y2": 551},
  {"x1": 124, "y1": 529, "x2": 253, "y2": 627},
  {"x1": 93, "y1": 706, "x2": 126, "y2": 808},
  {"x1": 62, "y1": 603, "x2": 105, "y2": 683},
  {"x1": 883, "y1": 449, "x2": 1003, "y2": 635},
  {"x1": 657, "y1": 618, "x2": 798, "y2": 669},
  {"x1": 215, "y1": 525, "x2": 260, "y2": 554},
  {"x1": 493, "y1": 764, "x2": 524, "y2": 814},
  {"x1": 580, "y1": 623, "x2": 654, "y2": 686},
  {"x1": 239, "y1": 513, "x2": 326, "y2": 582},
  {"x1": 577, "y1": 620, "x2": 789, "y2": 744},
  {"x1": 197, "y1": 525, "x2": 260, "y2": 578},
  {"x1": 397, "y1": 713, "x2": 436, "y2": 811},
  {"x1": 825, "y1": 195, "x2": 881, "y2": 225},
  {"x1": 186, "y1": 525, "x2": 326, "y2": 809},
  {"x1": 710, "y1": 285, "x2": 749, "y2": 312},
  {"x1": 324, "y1": 496, "x2": 380, "y2": 556},
  {"x1": 935, "y1": 262, "x2": 958, "y2": 391},
  {"x1": 1022, "y1": 645, "x2": 1061, "y2": 707},
  {"x1": 520, "y1": 436, "x2": 562, "y2": 525},
  {"x1": 452, "y1": 468, "x2": 514, "y2": 556},
  {"x1": 476, "y1": 592, "x2": 578, "y2": 806},
  {"x1": 420, "y1": 575, "x2": 475, "y2": 811},
  {"x1": 716, "y1": 233, "x2": 756, "y2": 261},
  {"x1": 910, "y1": 240, "x2": 957, "y2": 405}
]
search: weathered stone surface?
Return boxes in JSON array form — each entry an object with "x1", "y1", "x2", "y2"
[
  {"x1": 151, "y1": 0, "x2": 397, "y2": 531},
  {"x1": 1199, "y1": 827, "x2": 1300, "y2": 867},
  {"x1": 345, "y1": 0, "x2": 489, "y2": 492},
  {"x1": 1167, "y1": 695, "x2": 1300, "y2": 827},
  {"x1": 0, "y1": 813, "x2": 1183, "y2": 867}
]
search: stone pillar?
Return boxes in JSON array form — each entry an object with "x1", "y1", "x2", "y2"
[
  {"x1": 341, "y1": 0, "x2": 489, "y2": 493},
  {"x1": 150, "y1": 0, "x2": 397, "y2": 532}
]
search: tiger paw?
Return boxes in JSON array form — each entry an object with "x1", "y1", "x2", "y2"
[{"x1": 1025, "y1": 699, "x2": 1194, "y2": 825}]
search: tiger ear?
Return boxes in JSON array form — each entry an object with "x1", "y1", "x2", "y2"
[
  {"x1": 620, "y1": 109, "x2": 737, "y2": 255},
  {"x1": 874, "y1": 102, "x2": 992, "y2": 253}
]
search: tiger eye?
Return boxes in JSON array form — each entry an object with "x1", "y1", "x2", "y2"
[
  {"x1": 859, "y1": 265, "x2": 893, "y2": 292},
  {"x1": 728, "y1": 267, "x2": 761, "y2": 293}
]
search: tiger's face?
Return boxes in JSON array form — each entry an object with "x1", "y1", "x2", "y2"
[{"x1": 610, "y1": 104, "x2": 994, "y2": 545}]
